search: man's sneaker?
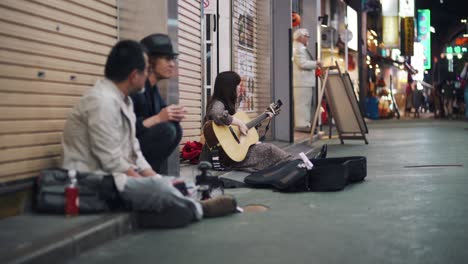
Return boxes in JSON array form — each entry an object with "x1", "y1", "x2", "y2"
[{"x1": 201, "y1": 195, "x2": 237, "y2": 218}]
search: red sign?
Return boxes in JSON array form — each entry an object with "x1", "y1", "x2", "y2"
[{"x1": 455, "y1": 37, "x2": 468, "y2": 46}]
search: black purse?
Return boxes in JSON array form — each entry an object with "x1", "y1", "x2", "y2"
[{"x1": 35, "y1": 168, "x2": 122, "y2": 214}]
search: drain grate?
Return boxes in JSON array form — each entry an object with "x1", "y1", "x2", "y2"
[
  {"x1": 242, "y1": 204, "x2": 269, "y2": 212},
  {"x1": 404, "y1": 164, "x2": 463, "y2": 168}
]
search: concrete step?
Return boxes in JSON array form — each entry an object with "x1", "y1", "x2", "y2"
[
  {"x1": 2, "y1": 213, "x2": 134, "y2": 264},
  {"x1": 2, "y1": 140, "x2": 318, "y2": 264}
]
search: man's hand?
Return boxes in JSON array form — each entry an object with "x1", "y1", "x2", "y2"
[
  {"x1": 143, "y1": 104, "x2": 187, "y2": 127},
  {"x1": 158, "y1": 104, "x2": 187, "y2": 123},
  {"x1": 125, "y1": 168, "x2": 141, "y2": 178},
  {"x1": 140, "y1": 168, "x2": 158, "y2": 177}
]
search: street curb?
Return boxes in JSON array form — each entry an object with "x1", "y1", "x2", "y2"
[{"x1": 5, "y1": 214, "x2": 134, "y2": 264}]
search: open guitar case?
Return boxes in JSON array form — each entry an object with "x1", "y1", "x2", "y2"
[{"x1": 243, "y1": 154, "x2": 367, "y2": 192}]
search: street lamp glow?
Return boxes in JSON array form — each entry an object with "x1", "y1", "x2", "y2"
[{"x1": 430, "y1": 27, "x2": 435, "y2": 33}]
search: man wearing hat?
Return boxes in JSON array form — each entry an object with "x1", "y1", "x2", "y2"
[{"x1": 131, "y1": 34, "x2": 187, "y2": 174}]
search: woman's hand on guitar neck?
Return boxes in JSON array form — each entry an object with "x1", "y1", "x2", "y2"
[
  {"x1": 232, "y1": 117, "x2": 249, "y2": 135},
  {"x1": 264, "y1": 111, "x2": 274, "y2": 120}
]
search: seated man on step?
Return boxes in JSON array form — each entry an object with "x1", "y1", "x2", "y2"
[
  {"x1": 130, "y1": 34, "x2": 185, "y2": 174},
  {"x1": 62, "y1": 40, "x2": 237, "y2": 228}
]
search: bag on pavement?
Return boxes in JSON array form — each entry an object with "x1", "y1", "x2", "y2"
[
  {"x1": 35, "y1": 168, "x2": 122, "y2": 214},
  {"x1": 244, "y1": 156, "x2": 367, "y2": 192}
]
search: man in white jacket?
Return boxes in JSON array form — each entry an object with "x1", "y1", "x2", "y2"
[
  {"x1": 293, "y1": 28, "x2": 321, "y2": 131},
  {"x1": 62, "y1": 40, "x2": 237, "y2": 228}
]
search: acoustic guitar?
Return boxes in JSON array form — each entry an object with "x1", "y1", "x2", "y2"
[{"x1": 203, "y1": 100, "x2": 282, "y2": 162}]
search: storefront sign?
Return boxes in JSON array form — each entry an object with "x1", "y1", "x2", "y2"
[
  {"x1": 399, "y1": 0, "x2": 414, "y2": 17},
  {"x1": 203, "y1": 0, "x2": 216, "y2": 14},
  {"x1": 400, "y1": 17, "x2": 414, "y2": 56},
  {"x1": 417, "y1": 9, "x2": 431, "y2": 69},
  {"x1": 347, "y1": 6, "x2": 358, "y2": 51},
  {"x1": 381, "y1": 0, "x2": 398, "y2": 16},
  {"x1": 455, "y1": 37, "x2": 468, "y2": 46},
  {"x1": 383, "y1": 16, "x2": 399, "y2": 47},
  {"x1": 446, "y1": 46, "x2": 468, "y2": 54}
]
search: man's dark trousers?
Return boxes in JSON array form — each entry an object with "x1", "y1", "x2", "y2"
[{"x1": 138, "y1": 121, "x2": 182, "y2": 174}]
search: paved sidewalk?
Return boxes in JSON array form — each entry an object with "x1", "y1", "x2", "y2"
[
  {"x1": 1, "y1": 138, "x2": 315, "y2": 264},
  {"x1": 65, "y1": 119, "x2": 468, "y2": 264}
]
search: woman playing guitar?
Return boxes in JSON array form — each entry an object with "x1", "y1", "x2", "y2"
[{"x1": 201, "y1": 71, "x2": 295, "y2": 171}]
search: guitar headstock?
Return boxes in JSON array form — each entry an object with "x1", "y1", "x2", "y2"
[{"x1": 267, "y1": 100, "x2": 282, "y2": 116}]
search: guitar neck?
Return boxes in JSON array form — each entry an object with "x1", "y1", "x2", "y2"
[{"x1": 246, "y1": 113, "x2": 268, "y2": 129}]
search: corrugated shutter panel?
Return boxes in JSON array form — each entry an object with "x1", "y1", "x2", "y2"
[
  {"x1": 232, "y1": 0, "x2": 272, "y2": 135},
  {"x1": 0, "y1": 0, "x2": 118, "y2": 183},
  {"x1": 178, "y1": 0, "x2": 202, "y2": 144}
]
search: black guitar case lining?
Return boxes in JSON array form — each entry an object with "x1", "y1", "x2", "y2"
[{"x1": 244, "y1": 156, "x2": 367, "y2": 192}]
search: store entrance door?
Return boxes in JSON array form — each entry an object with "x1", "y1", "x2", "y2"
[{"x1": 202, "y1": 0, "x2": 231, "y2": 117}]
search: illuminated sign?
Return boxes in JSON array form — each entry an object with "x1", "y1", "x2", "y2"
[
  {"x1": 417, "y1": 9, "x2": 431, "y2": 70},
  {"x1": 455, "y1": 37, "x2": 468, "y2": 46},
  {"x1": 399, "y1": 0, "x2": 414, "y2": 17},
  {"x1": 383, "y1": 16, "x2": 399, "y2": 47},
  {"x1": 347, "y1": 6, "x2": 358, "y2": 51},
  {"x1": 446, "y1": 46, "x2": 468, "y2": 54},
  {"x1": 381, "y1": 0, "x2": 398, "y2": 16},
  {"x1": 400, "y1": 17, "x2": 414, "y2": 56}
]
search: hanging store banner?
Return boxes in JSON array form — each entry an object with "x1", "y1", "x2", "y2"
[
  {"x1": 381, "y1": 0, "x2": 398, "y2": 16},
  {"x1": 417, "y1": 9, "x2": 431, "y2": 69},
  {"x1": 399, "y1": 0, "x2": 414, "y2": 17},
  {"x1": 347, "y1": 6, "x2": 358, "y2": 51},
  {"x1": 400, "y1": 17, "x2": 414, "y2": 56},
  {"x1": 383, "y1": 16, "x2": 399, "y2": 47}
]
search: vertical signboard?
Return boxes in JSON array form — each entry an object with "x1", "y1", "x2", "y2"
[
  {"x1": 400, "y1": 17, "x2": 414, "y2": 56},
  {"x1": 381, "y1": 0, "x2": 399, "y2": 48},
  {"x1": 417, "y1": 9, "x2": 431, "y2": 70},
  {"x1": 399, "y1": 0, "x2": 414, "y2": 17},
  {"x1": 383, "y1": 16, "x2": 399, "y2": 47},
  {"x1": 347, "y1": 6, "x2": 358, "y2": 51}
]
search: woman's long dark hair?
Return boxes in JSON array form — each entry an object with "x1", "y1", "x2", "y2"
[{"x1": 205, "y1": 71, "x2": 241, "y2": 118}]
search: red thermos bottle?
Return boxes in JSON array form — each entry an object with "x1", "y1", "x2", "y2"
[{"x1": 65, "y1": 170, "x2": 79, "y2": 216}]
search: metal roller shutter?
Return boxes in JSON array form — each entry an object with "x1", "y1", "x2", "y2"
[
  {"x1": 178, "y1": 0, "x2": 203, "y2": 144},
  {"x1": 232, "y1": 0, "x2": 272, "y2": 123},
  {"x1": 0, "y1": 0, "x2": 118, "y2": 183}
]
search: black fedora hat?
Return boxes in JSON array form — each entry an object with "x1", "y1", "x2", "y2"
[{"x1": 141, "y1": 33, "x2": 178, "y2": 56}]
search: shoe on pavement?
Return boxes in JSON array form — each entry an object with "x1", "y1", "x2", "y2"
[{"x1": 201, "y1": 195, "x2": 237, "y2": 218}]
